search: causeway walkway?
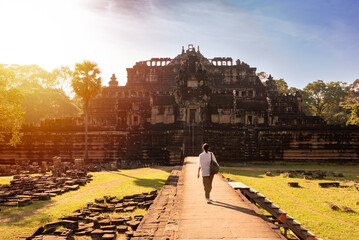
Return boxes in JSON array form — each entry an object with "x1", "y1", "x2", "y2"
[{"x1": 176, "y1": 157, "x2": 285, "y2": 240}]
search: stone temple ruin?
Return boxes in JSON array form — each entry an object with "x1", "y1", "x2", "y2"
[{"x1": 0, "y1": 44, "x2": 358, "y2": 169}]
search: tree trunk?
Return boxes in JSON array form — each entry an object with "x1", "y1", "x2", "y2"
[{"x1": 84, "y1": 104, "x2": 88, "y2": 164}]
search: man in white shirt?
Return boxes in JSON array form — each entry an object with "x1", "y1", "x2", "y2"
[{"x1": 197, "y1": 143, "x2": 219, "y2": 204}]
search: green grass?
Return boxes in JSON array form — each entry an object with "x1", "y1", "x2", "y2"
[
  {"x1": 221, "y1": 164, "x2": 359, "y2": 240},
  {"x1": 0, "y1": 177, "x2": 11, "y2": 185},
  {"x1": 0, "y1": 167, "x2": 171, "y2": 240}
]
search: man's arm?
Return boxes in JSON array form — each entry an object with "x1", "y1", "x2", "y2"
[{"x1": 197, "y1": 167, "x2": 201, "y2": 178}]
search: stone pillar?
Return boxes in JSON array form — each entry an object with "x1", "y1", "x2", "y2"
[
  {"x1": 52, "y1": 156, "x2": 62, "y2": 176},
  {"x1": 110, "y1": 161, "x2": 117, "y2": 170},
  {"x1": 41, "y1": 161, "x2": 48, "y2": 173},
  {"x1": 74, "y1": 158, "x2": 85, "y2": 170}
]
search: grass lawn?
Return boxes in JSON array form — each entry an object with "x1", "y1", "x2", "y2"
[
  {"x1": 221, "y1": 163, "x2": 359, "y2": 240},
  {"x1": 0, "y1": 167, "x2": 172, "y2": 240}
]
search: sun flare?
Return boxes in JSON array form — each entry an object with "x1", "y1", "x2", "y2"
[{"x1": 0, "y1": 0, "x2": 88, "y2": 71}]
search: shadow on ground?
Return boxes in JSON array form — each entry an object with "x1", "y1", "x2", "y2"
[{"x1": 111, "y1": 172, "x2": 167, "y2": 190}]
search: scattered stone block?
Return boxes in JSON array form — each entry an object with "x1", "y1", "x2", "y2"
[
  {"x1": 29, "y1": 226, "x2": 44, "y2": 237},
  {"x1": 61, "y1": 212, "x2": 82, "y2": 221},
  {"x1": 319, "y1": 182, "x2": 340, "y2": 188},
  {"x1": 36, "y1": 193, "x2": 51, "y2": 201},
  {"x1": 329, "y1": 204, "x2": 340, "y2": 211},
  {"x1": 100, "y1": 225, "x2": 116, "y2": 231},
  {"x1": 75, "y1": 231, "x2": 87, "y2": 236},
  {"x1": 4, "y1": 201, "x2": 18, "y2": 207},
  {"x1": 115, "y1": 207, "x2": 124, "y2": 212},
  {"x1": 125, "y1": 231, "x2": 134, "y2": 238},
  {"x1": 107, "y1": 204, "x2": 115, "y2": 212},
  {"x1": 127, "y1": 220, "x2": 141, "y2": 230},
  {"x1": 124, "y1": 216, "x2": 132, "y2": 221},
  {"x1": 102, "y1": 233, "x2": 115, "y2": 240},
  {"x1": 42, "y1": 236, "x2": 68, "y2": 240},
  {"x1": 68, "y1": 185, "x2": 79, "y2": 191},
  {"x1": 89, "y1": 207, "x2": 103, "y2": 213},
  {"x1": 117, "y1": 225, "x2": 128, "y2": 233},
  {"x1": 99, "y1": 219, "x2": 111, "y2": 226},
  {"x1": 90, "y1": 229, "x2": 104, "y2": 240},
  {"x1": 144, "y1": 195, "x2": 156, "y2": 200},
  {"x1": 343, "y1": 207, "x2": 355, "y2": 213},
  {"x1": 111, "y1": 218, "x2": 125, "y2": 226},
  {"x1": 134, "y1": 215, "x2": 144, "y2": 221},
  {"x1": 95, "y1": 198, "x2": 104, "y2": 204},
  {"x1": 61, "y1": 220, "x2": 78, "y2": 230},
  {"x1": 108, "y1": 198, "x2": 121, "y2": 204},
  {"x1": 150, "y1": 190, "x2": 157, "y2": 195},
  {"x1": 287, "y1": 182, "x2": 299, "y2": 187},
  {"x1": 44, "y1": 221, "x2": 63, "y2": 231},
  {"x1": 124, "y1": 206, "x2": 136, "y2": 212}
]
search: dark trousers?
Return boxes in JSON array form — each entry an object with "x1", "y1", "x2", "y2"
[{"x1": 202, "y1": 174, "x2": 214, "y2": 199}]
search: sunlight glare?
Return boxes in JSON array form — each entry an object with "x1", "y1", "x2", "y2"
[{"x1": 0, "y1": 0, "x2": 88, "y2": 71}]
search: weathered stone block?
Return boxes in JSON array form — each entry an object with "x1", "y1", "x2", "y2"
[
  {"x1": 287, "y1": 182, "x2": 299, "y2": 187},
  {"x1": 319, "y1": 182, "x2": 340, "y2": 188},
  {"x1": 127, "y1": 220, "x2": 141, "y2": 230},
  {"x1": 61, "y1": 220, "x2": 78, "y2": 230},
  {"x1": 124, "y1": 206, "x2": 136, "y2": 212},
  {"x1": 90, "y1": 229, "x2": 104, "y2": 240},
  {"x1": 111, "y1": 218, "x2": 125, "y2": 226},
  {"x1": 95, "y1": 198, "x2": 104, "y2": 204},
  {"x1": 117, "y1": 225, "x2": 128, "y2": 233},
  {"x1": 100, "y1": 225, "x2": 116, "y2": 231}
]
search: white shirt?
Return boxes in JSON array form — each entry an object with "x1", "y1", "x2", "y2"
[{"x1": 198, "y1": 151, "x2": 218, "y2": 177}]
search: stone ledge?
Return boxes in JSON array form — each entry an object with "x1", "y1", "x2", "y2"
[{"x1": 132, "y1": 165, "x2": 182, "y2": 239}]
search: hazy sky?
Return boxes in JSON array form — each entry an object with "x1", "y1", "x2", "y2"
[{"x1": 0, "y1": 0, "x2": 358, "y2": 88}]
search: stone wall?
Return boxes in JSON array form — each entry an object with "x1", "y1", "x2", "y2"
[
  {"x1": 0, "y1": 125, "x2": 358, "y2": 171},
  {"x1": 258, "y1": 126, "x2": 359, "y2": 161},
  {"x1": 204, "y1": 125, "x2": 359, "y2": 162},
  {"x1": 0, "y1": 130, "x2": 127, "y2": 169}
]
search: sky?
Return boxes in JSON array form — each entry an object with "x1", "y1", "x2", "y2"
[{"x1": 0, "y1": 0, "x2": 358, "y2": 89}]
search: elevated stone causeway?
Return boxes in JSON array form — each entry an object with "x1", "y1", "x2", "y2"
[{"x1": 135, "y1": 157, "x2": 286, "y2": 239}]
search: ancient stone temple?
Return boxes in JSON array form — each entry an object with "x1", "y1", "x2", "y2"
[{"x1": 0, "y1": 45, "x2": 358, "y2": 169}]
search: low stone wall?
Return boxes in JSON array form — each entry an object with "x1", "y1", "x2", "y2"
[
  {"x1": 0, "y1": 125, "x2": 358, "y2": 168},
  {"x1": 132, "y1": 166, "x2": 182, "y2": 239},
  {"x1": 205, "y1": 125, "x2": 359, "y2": 162}
]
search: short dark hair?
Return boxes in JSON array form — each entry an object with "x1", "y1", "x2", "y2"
[{"x1": 203, "y1": 143, "x2": 209, "y2": 152}]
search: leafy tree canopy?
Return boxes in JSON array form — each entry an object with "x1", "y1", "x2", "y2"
[
  {"x1": 1, "y1": 64, "x2": 80, "y2": 125},
  {"x1": 72, "y1": 60, "x2": 102, "y2": 108},
  {"x1": 0, "y1": 65, "x2": 23, "y2": 146}
]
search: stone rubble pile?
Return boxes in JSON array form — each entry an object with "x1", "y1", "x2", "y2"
[
  {"x1": 23, "y1": 190, "x2": 158, "y2": 240},
  {"x1": 0, "y1": 157, "x2": 86, "y2": 177},
  {"x1": 0, "y1": 170, "x2": 92, "y2": 208}
]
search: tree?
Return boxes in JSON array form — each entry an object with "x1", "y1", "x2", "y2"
[
  {"x1": 275, "y1": 79, "x2": 289, "y2": 94},
  {"x1": 21, "y1": 86, "x2": 80, "y2": 123},
  {"x1": 71, "y1": 61, "x2": 102, "y2": 163},
  {"x1": 0, "y1": 65, "x2": 23, "y2": 146},
  {"x1": 345, "y1": 79, "x2": 359, "y2": 125},
  {"x1": 302, "y1": 80, "x2": 350, "y2": 125},
  {"x1": 2, "y1": 64, "x2": 80, "y2": 125},
  {"x1": 52, "y1": 66, "x2": 74, "y2": 97},
  {"x1": 346, "y1": 102, "x2": 359, "y2": 125}
]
